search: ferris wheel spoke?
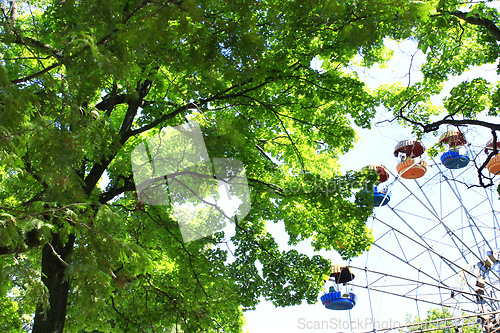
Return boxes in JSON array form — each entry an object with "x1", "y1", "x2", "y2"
[
  {"x1": 376, "y1": 209, "x2": 476, "y2": 274},
  {"x1": 391, "y1": 182, "x2": 472, "y2": 262},
  {"x1": 444, "y1": 177, "x2": 496, "y2": 256},
  {"x1": 388, "y1": 190, "x2": 484, "y2": 269},
  {"x1": 391, "y1": 207, "x2": 443, "y2": 225},
  {"x1": 414, "y1": 179, "x2": 443, "y2": 220},
  {"x1": 373, "y1": 227, "x2": 395, "y2": 244},
  {"x1": 482, "y1": 185, "x2": 500, "y2": 244},
  {"x1": 372, "y1": 217, "x2": 500, "y2": 297},
  {"x1": 436, "y1": 202, "x2": 463, "y2": 223},
  {"x1": 350, "y1": 282, "x2": 475, "y2": 311},
  {"x1": 361, "y1": 310, "x2": 500, "y2": 333},
  {"x1": 371, "y1": 242, "x2": 452, "y2": 290},
  {"x1": 393, "y1": 229, "x2": 411, "y2": 264},
  {"x1": 350, "y1": 266, "x2": 497, "y2": 309}
]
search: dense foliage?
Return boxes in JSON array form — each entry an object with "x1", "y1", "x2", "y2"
[{"x1": 1, "y1": 0, "x2": 499, "y2": 332}]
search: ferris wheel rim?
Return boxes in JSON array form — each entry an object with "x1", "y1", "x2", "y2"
[{"x1": 354, "y1": 142, "x2": 500, "y2": 332}]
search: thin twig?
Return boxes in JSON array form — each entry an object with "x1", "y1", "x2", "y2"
[{"x1": 47, "y1": 242, "x2": 69, "y2": 267}]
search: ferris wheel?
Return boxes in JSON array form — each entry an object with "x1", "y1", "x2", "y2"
[{"x1": 321, "y1": 129, "x2": 500, "y2": 332}]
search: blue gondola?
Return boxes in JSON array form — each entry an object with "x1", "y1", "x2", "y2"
[
  {"x1": 373, "y1": 186, "x2": 390, "y2": 207},
  {"x1": 439, "y1": 131, "x2": 469, "y2": 170},
  {"x1": 363, "y1": 166, "x2": 391, "y2": 208},
  {"x1": 321, "y1": 290, "x2": 357, "y2": 310},
  {"x1": 440, "y1": 150, "x2": 469, "y2": 169}
]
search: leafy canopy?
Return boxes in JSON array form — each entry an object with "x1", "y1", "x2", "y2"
[{"x1": 0, "y1": 0, "x2": 481, "y2": 332}]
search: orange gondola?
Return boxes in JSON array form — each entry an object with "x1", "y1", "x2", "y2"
[
  {"x1": 439, "y1": 130, "x2": 467, "y2": 147},
  {"x1": 394, "y1": 140, "x2": 427, "y2": 179},
  {"x1": 485, "y1": 138, "x2": 500, "y2": 175}
]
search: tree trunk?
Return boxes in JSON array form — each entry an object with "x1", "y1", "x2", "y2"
[{"x1": 32, "y1": 233, "x2": 75, "y2": 333}]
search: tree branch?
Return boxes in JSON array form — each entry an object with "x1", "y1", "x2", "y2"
[
  {"x1": 127, "y1": 102, "x2": 196, "y2": 137},
  {"x1": 84, "y1": 76, "x2": 155, "y2": 196},
  {"x1": 248, "y1": 177, "x2": 284, "y2": 195},
  {"x1": 95, "y1": 94, "x2": 129, "y2": 112},
  {"x1": 11, "y1": 62, "x2": 62, "y2": 84},
  {"x1": 255, "y1": 144, "x2": 275, "y2": 164},
  {"x1": 242, "y1": 94, "x2": 306, "y2": 173},
  {"x1": 422, "y1": 118, "x2": 500, "y2": 133},
  {"x1": 96, "y1": 0, "x2": 182, "y2": 47},
  {"x1": 0, "y1": 34, "x2": 64, "y2": 58},
  {"x1": 448, "y1": 10, "x2": 500, "y2": 41},
  {"x1": 99, "y1": 184, "x2": 136, "y2": 204},
  {"x1": 119, "y1": 78, "x2": 155, "y2": 141},
  {"x1": 476, "y1": 130, "x2": 498, "y2": 188}
]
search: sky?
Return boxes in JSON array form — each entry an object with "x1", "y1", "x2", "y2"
[{"x1": 242, "y1": 38, "x2": 500, "y2": 333}]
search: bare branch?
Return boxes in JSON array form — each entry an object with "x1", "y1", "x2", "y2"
[
  {"x1": 423, "y1": 118, "x2": 500, "y2": 133},
  {"x1": 47, "y1": 242, "x2": 69, "y2": 267},
  {"x1": 476, "y1": 130, "x2": 498, "y2": 188}
]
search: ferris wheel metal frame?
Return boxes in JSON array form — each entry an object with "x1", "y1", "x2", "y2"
[{"x1": 339, "y1": 133, "x2": 500, "y2": 333}]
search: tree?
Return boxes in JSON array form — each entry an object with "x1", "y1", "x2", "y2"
[
  {"x1": 407, "y1": 308, "x2": 482, "y2": 333},
  {"x1": 0, "y1": 0, "x2": 456, "y2": 332}
]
